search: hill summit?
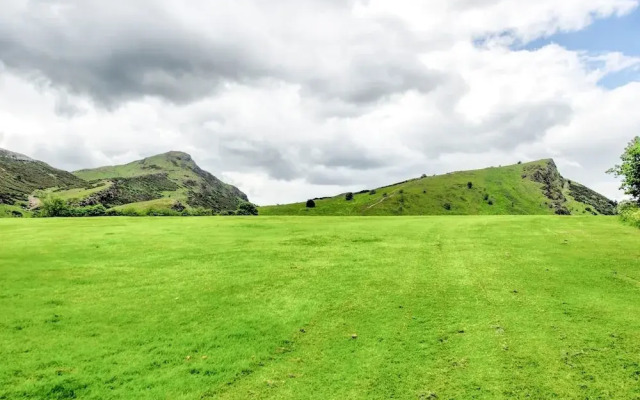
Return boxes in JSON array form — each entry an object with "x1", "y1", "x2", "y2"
[
  {"x1": 1, "y1": 149, "x2": 249, "y2": 217},
  {"x1": 260, "y1": 159, "x2": 616, "y2": 216},
  {"x1": 72, "y1": 151, "x2": 248, "y2": 212}
]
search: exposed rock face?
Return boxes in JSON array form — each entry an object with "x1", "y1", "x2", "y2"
[{"x1": 524, "y1": 159, "x2": 570, "y2": 215}]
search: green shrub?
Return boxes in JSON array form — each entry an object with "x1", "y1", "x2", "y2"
[
  {"x1": 443, "y1": 203, "x2": 451, "y2": 210},
  {"x1": 619, "y1": 203, "x2": 640, "y2": 228},
  {"x1": 120, "y1": 207, "x2": 142, "y2": 217},
  {"x1": 146, "y1": 208, "x2": 181, "y2": 217},
  {"x1": 467, "y1": 182, "x2": 473, "y2": 189},
  {"x1": 369, "y1": 190, "x2": 377, "y2": 195},
  {"x1": 40, "y1": 197, "x2": 71, "y2": 217},
  {"x1": 306, "y1": 199, "x2": 316, "y2": 208},
  {"x1": 484, "y1": 194, "x2": 489, "y2": 201},
  {"x1": 345, "y1": 192, "x2": 354, "y2": 201},
  {"x1": 236, "y1": 201, "x2": 259, "y2": 216}
]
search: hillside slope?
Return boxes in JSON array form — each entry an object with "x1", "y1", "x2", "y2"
[
  {"x1": 0, "y1": 148, "x2": 85, "y2": 208},
  {"x1": 70, "y1": 151, "x2": 248, "y2": 212},
  {"x1": 260, "y1": 159, "x2": 616, "y2": 216}
]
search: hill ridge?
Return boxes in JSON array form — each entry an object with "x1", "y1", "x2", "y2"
[{"x1": 260, "y1": 159, "x2": 616, "y2": 216}]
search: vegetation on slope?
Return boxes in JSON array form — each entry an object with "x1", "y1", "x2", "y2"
[
  {"x1": 70, "y1": 151, "x2": 249, "y2": 213},
  {"x1": 0, "y1": 148, "x2": 85, "y2": 206},
  {"x1": 260, "y1": 159, "x2": 616, "y2": 216},
  {"x1": 1, "y1": 216, "x2": 639, "y2": 399}
]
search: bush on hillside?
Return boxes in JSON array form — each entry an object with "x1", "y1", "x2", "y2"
[
  {"x1": 236, "y1": 201, "x2": 259, "y2": 216},
  {"x1": 306, "y1": 199, "x2": 316, "y2": 208},
  {"x1": 40, "y1": 196, "x2": 71, "y2": 217},
  {"x1": 488, "y1": 200, "x2": 494, "y2": 206},
  {"x1": 467, "y1": 182, "x2": 473, "y2": 189},
  {"x1": 484, "y1": 194, "x2": 489, "y2": 201},
  {"x1": 171, "y1": 201, "x2": 186, "y2": 212},
  {"x1": 369, "y1": 190, "x2": 377, "y2": 195},
  {"x1": 443, "y1": 203, "x2": 451, "y2": 210},
  {"x1": 345, "y1": 192, "x2": 354, "y2": 201}
]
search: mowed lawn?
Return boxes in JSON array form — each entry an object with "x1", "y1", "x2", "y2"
[{"x1": 1, "y1": 217, "x2": 639, "y2": 399}]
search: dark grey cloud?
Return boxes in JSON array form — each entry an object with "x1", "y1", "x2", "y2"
[
  {"x1": 217, "y1": 139, "x2": 300, "y2": 181},
  {"x1": 0, "y1": 0, "x2": 442, "y2": 109}
]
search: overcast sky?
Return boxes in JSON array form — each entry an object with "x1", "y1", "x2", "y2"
[{"x1": 1, "y1": 0, "x2": 639, "y2": 205}]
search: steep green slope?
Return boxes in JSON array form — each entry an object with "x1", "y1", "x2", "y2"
[
  {"x1": 71, "y1": 151, "x2": 248, "y2": 212},
  {"x1": 0, "y1": 148, "x2": 86, "y2": 208},
  {"x1": 260, "y1": 160, "x2": 616, "y2": 216}
]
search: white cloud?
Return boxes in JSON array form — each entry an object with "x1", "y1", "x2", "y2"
[{"x1": 0, "y1": 0, "x2": 639, "y2": 204}]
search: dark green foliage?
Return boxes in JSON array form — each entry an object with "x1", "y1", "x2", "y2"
[
  {"x1": 484, "y1": 194, "x2": 489, "y2": 201},
  {"x1": 306, "y1": 199, "x2": 316, "y2": 208},
  {"x1": 236, "y1": 201, "x2": 259, "y2": 216},
  {"x1": 40, "y1": 197, "x2": 71, "y2": 217},
  {"x1": 81, "y1": 174, "x2": 179, "y2": 208},
  {"x1": 171, "y1": 201, "x2": 186, "y2": 212},
  {"x1": 345, "y1": 192, "x2": 354, "y2": 201},
  {"x1": 568, "y1": 181, "x2": 616, "y2": 215},
  {"x1": 467, "y1": 182, "x2": 473, "y2": 189},
  {"x1": 488, "y1": 200, "x2": 494, "y2": 206},
  {"x1": 145, "y1": 208, "x2": 181, "y2": 217},
  {"x1": 608, "y1": 136, "x2": 640, "y2": 204},
  {"x1": 369, "y1": 190, "x2": 377, "y2": 195},
  {"x1": 518, "y1": 161, "x2": 523, "y2": 164},
  {"x1": 40, "y1": 197, "x2": 109, "y2": 218},
  {"x1": 443, "y1": 203, "x2": 451, "y2": 210}
]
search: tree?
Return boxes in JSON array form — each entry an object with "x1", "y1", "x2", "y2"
[
  {"x1": 236, "y1": 201, "x2": 258, "y2": 215},
  {"x1": 40, "y1": 196, "x2": 70, "y2": 217},
  {"x1": 306, "y1": 199, "x2": 316, "y2": 208},
  {"x1": 467, "y1": 182, "x2": 473, "y2": 189},
  {"x1": 608, "y1": 136, "x2": 640, "y2": 204},
  {"x1": 345, "y1": 192, "x2": 354, "y2": 201}
]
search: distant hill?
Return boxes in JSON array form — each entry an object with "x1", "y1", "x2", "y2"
[
  {"x1": 0, "y1": 149, "x2": 249, "y2": 217},
  {"x1": 259, "y1": 159, "x2": 617, "y2": 216},
  {"x1": 0, "y1": 148, "x2": 85, "y2": 208},
  {"x1": 71, "y1": 151, "x2": 248, "y2": 212}
]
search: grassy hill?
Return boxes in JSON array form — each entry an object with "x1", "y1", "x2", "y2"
[
  {"x1": 0, "y1": 148, "x2": 86, "y2": 216},
  {"x1": 260, "y1": 159, "x2": 616, "y2": 216},
  {"x1": 1, "y1": 216, "x2": 639, "y2": 398},
  {"x1": 65, "y1": 151, "x2": 248, "y2": 213}
]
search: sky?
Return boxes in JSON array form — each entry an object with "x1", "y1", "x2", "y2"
[{"x1": 0, "y1": 0, "x2": 639, "y2": 205}]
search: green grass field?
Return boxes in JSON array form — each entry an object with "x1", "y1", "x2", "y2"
[{"x1": 1, "y1": 216, "x2": 639, "y2": 399}]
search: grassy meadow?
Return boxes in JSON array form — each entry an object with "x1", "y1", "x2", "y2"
[{"x1": 1, "y1": 216, "x2": 639, "y2": 399}]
